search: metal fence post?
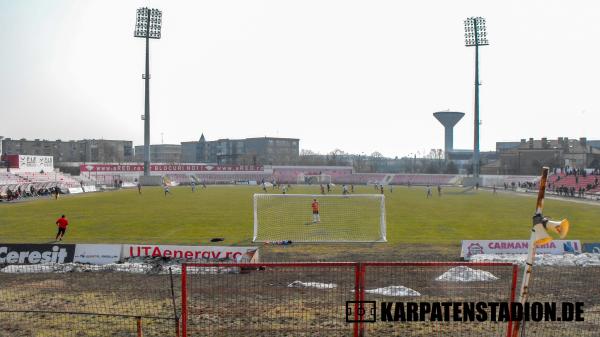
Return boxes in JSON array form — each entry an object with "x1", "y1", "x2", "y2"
[
  {"x1": 181, "y1": 264, "x2": 188, "y2": 337},
  {"x1": 507, "y1": 264, "x2": 519, "y2": 337},
  {"x1": 353, "y1": 262, "x2": 360, "y2": 337},
  {"x1": 168, "y1": 267, "x2": 180, "y2": 337},
  {"x1": 353, "y1": 262, "x2": 366, "y2": 337},
  {"x1": 359, "y1": 263, "x2": 366, "y2": 337}
]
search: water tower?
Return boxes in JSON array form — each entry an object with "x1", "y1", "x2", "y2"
[{"x1": 433, "y1": 111, "x2": 465, "y2": 155}]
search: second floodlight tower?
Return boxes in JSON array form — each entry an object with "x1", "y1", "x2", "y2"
[
  {"x1": 134, "y1": 7, "x2": 162, "y2": 177},
  {"x1": 464, "y1": 17, "x2": 488, "y2": 180}
]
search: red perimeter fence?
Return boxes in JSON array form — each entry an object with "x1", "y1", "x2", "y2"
[
  {"x1": 181, "y1": 262, "x2": 518, "y2": 337},
  {"x1": 0, "y1": 265, "x2": 181, "y2": 337},
  {"x1": 1, "y1": 262, "x2": 599, "y2": 336}
]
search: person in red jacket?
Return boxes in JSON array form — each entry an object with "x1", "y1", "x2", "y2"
[
  {"x1": 311, "y1": 199, "x2": 320, "y2": 224},
  {"x1": 55, "y1": 214, "x2": 69, "y2": 241}
]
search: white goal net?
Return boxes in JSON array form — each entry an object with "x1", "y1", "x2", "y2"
[{"x1": 253, "y1": 194, "x2": 386, "y2": 242}]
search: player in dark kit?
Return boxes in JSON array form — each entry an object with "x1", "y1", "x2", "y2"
[{"x1": 55, "y1": 214, "x2": 69, "y2": 241}]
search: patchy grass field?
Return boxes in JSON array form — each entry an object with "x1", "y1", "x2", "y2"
[
  {"x1": 2, "y1": 185, "x2": 600, "y2": 336},
  {"x1": 1, "y1": 185, "x2": 599, "y2": 250}
]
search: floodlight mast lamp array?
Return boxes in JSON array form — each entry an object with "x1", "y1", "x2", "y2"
[
  {"x1": 464, "y1": 17, "x2": 488, "y2": 181},
  {"x1": 134, "y1": 8, "x2": 162, "y2": 176}
]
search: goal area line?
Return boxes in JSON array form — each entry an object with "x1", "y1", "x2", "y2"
[{"x1": 252, "y1": 193, "x2": 386, "y2": 243}]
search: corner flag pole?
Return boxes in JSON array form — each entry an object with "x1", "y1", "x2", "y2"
[{"x1": 512, "y1": 167, "x2": 570, "y2": 336}]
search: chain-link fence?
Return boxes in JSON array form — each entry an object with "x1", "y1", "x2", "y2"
[
  {"x1": 182, "y1": 262, "x2": 357, "y2": 337},
  {"x1": 515, "y1": 265, "x2": 600, "y2": 337},
  {"x1": 361, "y1": 262, "x2": 517, "y2": 337},
  {"x1": 181, "y1": 262, "x2": 517, "y2": 337},
  {"x1": 1, "y1": 262, "x2": 598, "y2": 336},
  {"x1": 0, "y1": 264, "x2": 181, "y2": 337}
]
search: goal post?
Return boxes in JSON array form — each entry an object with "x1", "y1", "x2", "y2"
[{"x1": 253, "y1": 194, "x2": 386, "y2": 243}]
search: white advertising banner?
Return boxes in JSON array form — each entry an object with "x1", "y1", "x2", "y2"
[
  {"x1": 69, "y1": 186, "x2": 97, "y2": 194},
  {"x1": 17, "y1": 155, "x2": 54, "y2": 172},
  {"x1": 122, "y1": 244, "x2": 259, "y2": 262},
  {"x1": 74, "y1": 244, "x2": 122, "y2": 264},
  {"x1": 68, "y1": 188, "x2": 84, "y2": 194},
  {"x1": 461, "y1": 240, "x2": 582, "y2": 259}
]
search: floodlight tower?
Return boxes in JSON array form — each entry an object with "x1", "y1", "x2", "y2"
[
  {"x1": 134, "y1": 7, "x2": 162, "y2": 176},
  {"x1": 464, "y1": 17, "x2": 488, "y2": 180}
]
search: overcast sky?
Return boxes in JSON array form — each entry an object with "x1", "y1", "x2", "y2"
[{"x1": 0, "y1": 0, "x2": 598, "y2": 158}]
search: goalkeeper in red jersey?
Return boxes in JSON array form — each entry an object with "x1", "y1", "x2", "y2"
[{"x1": 311, "y1": 199, "x2": 320, "y2": 224}]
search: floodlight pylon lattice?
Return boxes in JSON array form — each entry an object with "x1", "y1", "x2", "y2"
[
  {"x1": 134, "y1": 8, "x2": 162, "y2": 176},
  {"x1": 464, "y1": 17, "x2": 488, "y2": 181}
]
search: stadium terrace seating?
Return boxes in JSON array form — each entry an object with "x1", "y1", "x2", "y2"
[
  {"x1": 0, "y1": 172, "x2": 27, "y2": 185},
  {"x1": 91, "y1": 173, "x2": 140, "y2": 185},
  {"x1": 193, "y1": 172, "x2": 274, "y2": 184},
  {"x1": 271, "y1": 168, "x2": 460, "y2": 186},
  {"x1": 15, "y1": 172, "x2": 82, "y2": 188},
  {"x1": 391, "y1": 174, "x2": 456, "y2": 186},
  {"x1": 163, "y1": 174, "x2": 194, "y2": 184},
  {"x1": 480, "y1": 175, "x2": 539, "y2": 188},
  {"x1": 272, "y1": 167, "x2": 354, "y2": 184},
  {"x1": 0, "y1": 171, "x2": 82, "y2": 199},
  {"x1": 501, "y1": 176, "x2": 539, "y2": 185},
  {"x1": 75, "y1": 175, "x2": 97, "y2": 186},
  {"x1": 548, "y1": 173, "x2": 600, "y2": 193},
  {"x1": 272, "y1": 170, "x2": 304, "y2": 184},
  {"x1": 331, "y1": 173, "x2": 387, "y2": 185},
  {"x1": 4, "y1": 165, "x2": 600, "y2": 199},
  {"x1": 90, "y1": 172, "x2": 277, "y2": 186}
]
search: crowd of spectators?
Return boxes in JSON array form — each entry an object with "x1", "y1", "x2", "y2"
[
  {"x1": 1, "y1": 185, "x2": 62, "y2": 202},
  {"x1": 555, "y1": 167, "x2": 600, "y2": 177},
  {"x1": 549, "y1": 166, "x2": 600, "y2": 198},
  {"x1": 502, "y1": 181, "x2": 538, "y2": 190}
]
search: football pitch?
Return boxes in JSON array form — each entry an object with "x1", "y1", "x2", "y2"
[
  {"x1": 1, "y1": 185, "x2": 600, "y2": 336},
  {"x1": 1, "y1": 185, "x2": 599, "y2": 256}
]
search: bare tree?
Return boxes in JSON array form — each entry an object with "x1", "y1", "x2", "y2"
[
  {"x1": 371, "y1": 151, "x2": 383, "y2": 158},
  {"x1": 329, "y1": 149, "x2": 346, "y2": 156},
  {"x1": 425, "y1": 149, "x2": 444, "y2": 160}
]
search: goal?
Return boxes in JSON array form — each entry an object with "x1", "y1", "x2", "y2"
[
  {"x1": 296, "y1": 174, "x2": 332, "y2": 185},
  {"x1": 253, "y1": 194, "x2": 386, "y2": 242}
]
